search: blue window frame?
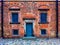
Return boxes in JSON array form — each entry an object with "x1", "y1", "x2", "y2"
[
  {"x1": 41, "y1": 29, "x2": 46, "y2": 35},
  {"x1": 12, "y1": 13, "x2": 18, "y2": 23},
  {"x1": 12, "y1": 29, "x2": 18, "y2": 35},
  {"x1": 40, "y1": 13, "x2": 47, "y2": 23}
]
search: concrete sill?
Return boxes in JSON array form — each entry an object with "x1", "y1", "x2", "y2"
[{"x1": 22, "y1": 37, "x2": 36, "y2": 40}]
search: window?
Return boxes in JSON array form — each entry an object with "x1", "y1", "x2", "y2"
[
  {"x1": 41, "y1": 29, "x2": 46, "y2": 35},
  {"x1": 12, "y1": 29, "x2": 19, "y2": 35},
  {"x1": 40, "y1": 13, "x2": 47, "y2": 23},
  {"x1": 11, "y1": 13, "x2": 18, "y2": 23}
]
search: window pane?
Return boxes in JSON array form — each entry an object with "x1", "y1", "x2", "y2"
[
  {"x1": 13, "y1": 29, "x2": 18, "y2": 35},
  {"x1": 12, "y1": 13, "x2": 18, "y2": 23},
  {"x1": 41, "y1": 29, "x2": 46, "y2": 35},
  {"x1": 40, "y1": 13, "x2": 47, "y2": 23}
]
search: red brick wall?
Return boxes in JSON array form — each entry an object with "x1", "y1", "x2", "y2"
[{"x1": 3, "y1": 2, "x2": 56, "y2": 38}]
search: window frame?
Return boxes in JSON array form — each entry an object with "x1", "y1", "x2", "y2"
[
  {"x1": 10, "y1": 12, "x2": 20, "y2": 24},
  {"x1": 40, "y1": 29, "x2": 47, "y2": 36},
  {"x1": 38, "y1": 9, "x2": 49, "y2": 24}
]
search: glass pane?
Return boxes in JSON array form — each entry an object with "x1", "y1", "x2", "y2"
[
  {"x1": 13, "y1": 29, "x2": 18, "y2": 35},
  {"x1": 41, "y1": 29, "x2": 46, "y2": 35},
  {"x1": 12, "y1": 13, "x2": 18, "y2": 23},
  {"x1": 40, "y1": 13, "x2": 47, "y2": 23}
]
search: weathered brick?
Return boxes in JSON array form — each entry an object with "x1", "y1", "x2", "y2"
[{"x1": 3, "y1": 2, "x2": 56, "y2": 38}]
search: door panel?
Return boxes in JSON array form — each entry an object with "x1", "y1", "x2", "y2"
[{"x1": 26, "y1": 23, "x2": 33, "y2": 37}]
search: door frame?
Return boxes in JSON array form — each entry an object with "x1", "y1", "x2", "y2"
[{"x1": 24, "y1": 20, "x2": 35, "y2": 35}]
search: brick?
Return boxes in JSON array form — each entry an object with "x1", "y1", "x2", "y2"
[{"x1": 3, "y1": 2, "x2": 56, "y2": 38}]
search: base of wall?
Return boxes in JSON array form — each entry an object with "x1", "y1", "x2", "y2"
[{"x1": 0, "y1": 38, "x2": 59, "y2": 45}]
